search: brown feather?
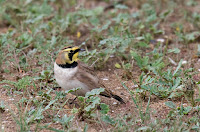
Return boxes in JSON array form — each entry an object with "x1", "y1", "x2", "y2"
[
  {"x1": 73, "y1": 61, "x2": 125, "y2": 104},
  {"x1": 55, "y1": 52, "x2": 65, "y2": 64}
]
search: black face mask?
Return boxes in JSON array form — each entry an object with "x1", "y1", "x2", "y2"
[{"x1": 57, "y1": 61, "x2": 78, "y2": 68}]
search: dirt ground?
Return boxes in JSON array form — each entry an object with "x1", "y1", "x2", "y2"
[
  {"x1": 1, "y1": 51, "x2": 200, "y2": 131},
  {"x1": 1, "y1": 0, "x2": 200, "y2": 131}
]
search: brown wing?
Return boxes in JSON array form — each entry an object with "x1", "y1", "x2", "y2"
[
  {"x1": 78, "y1": 61, "x2": 95, "y2": 75},
  {"x1": 76, "y1": 62, "x2": 125, "y2": 104},
  {"x1": 75, "y1": 62, "x2": 100, "y2": 90}
]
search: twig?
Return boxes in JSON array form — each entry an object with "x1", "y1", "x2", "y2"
[
  {"x1": 13, "y1": 50, "x2": 21, "y2": 72},
  {"x1": 90, "y1": 58, "x2": 99, "y2": 67}
]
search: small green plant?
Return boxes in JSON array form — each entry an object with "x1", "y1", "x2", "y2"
[
  {"x1": 35, "y1": 70, "x2": 54, "y2": 84},
  {"x1": 131, "y1": 51, "x2": 149, "y2": 72},
  {"x1": 122, "y1": 82, "x2": 151, "y2": 123},
  {"x1": 67, "y1": 88, "x2": 109, "y2": 120},
  {"x1": 131, "y1": 47, "x2": 165, "y2": 73},
  {"x1": 11, "y1": 87, "x2": 66, "y2": 132},
  {"x1": 1, "y1": 76, "x2": 33, "y2": 95},
  {"x1": 174, "y1": 24, "x2": 200, "y2": 45},
  {"x1": 136, "y1": 60, "x2": 183, "y2": 98},
  {"x1": 53, "y1": 114, "x2": 74, "y2": 130},
  {"x1": 165, "y1": 101, "x2": 195, "y2": 117},
  {"x1": 10, "y1": 99, "x2": 44, "y2": 132}
]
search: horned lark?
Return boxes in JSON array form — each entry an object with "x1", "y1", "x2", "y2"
[{"x1": 54, "y1": 46, "x2": 125, "y2": 104}]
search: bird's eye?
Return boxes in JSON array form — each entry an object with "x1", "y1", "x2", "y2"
[
  {"x1": 62, "y1": 46, "x2": 72, "y2": 50},
  {"x1": 62, "y1": 47, "x2": 67, "y2": 50}
]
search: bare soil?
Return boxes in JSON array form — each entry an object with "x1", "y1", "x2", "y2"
[{"x1": 1, "y1": 1, "x2": 200, "y2": 131}]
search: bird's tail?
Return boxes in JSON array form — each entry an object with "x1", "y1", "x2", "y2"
[
  {"x1": 112, "y1": 94, "x2": 126, "y2": 104},
  {"x1": 100, "y1": 89, "x2": 125, "y2": 104}
]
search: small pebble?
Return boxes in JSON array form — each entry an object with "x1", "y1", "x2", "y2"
[
  {"x1": 113, "y1": 102, "x2": 117, "y2": 105},
  {"x1": 132, "y1": 85, "x2": 138, "y2": 88},
  {"x1": 35, "y1": 96, "x2": 41, "y2": 100},
  {"x1": 116, "y1": 87, "x2": 121, "y2": 90},
  {"x1": 182, "y1": 60, "x2": 187, "y2": 64},
  {"x1": 102, "y1": 78, "x2": 109, "y2": 81},
  {"x1": 183, "y1": 103, "x2": 187, "y2": 106},
  {"x1": 157, "y1": 38, "x2": 165, "y2": 43}
]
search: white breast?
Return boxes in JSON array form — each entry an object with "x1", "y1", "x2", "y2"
[
  {"x1": 54, "y1": 62, "x2": 90, "y2": 96},
  {"x1": 54, "y1": 62, "x2": 78, "y2": 80}
]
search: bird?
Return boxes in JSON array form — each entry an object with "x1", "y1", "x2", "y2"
[{"x1": 54, "y1": 46, "x2": 125, "y2": 104}]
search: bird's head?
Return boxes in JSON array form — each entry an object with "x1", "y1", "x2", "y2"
[{"x1": 56, "y1": 46, "x2": 82, "y2": 65}]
